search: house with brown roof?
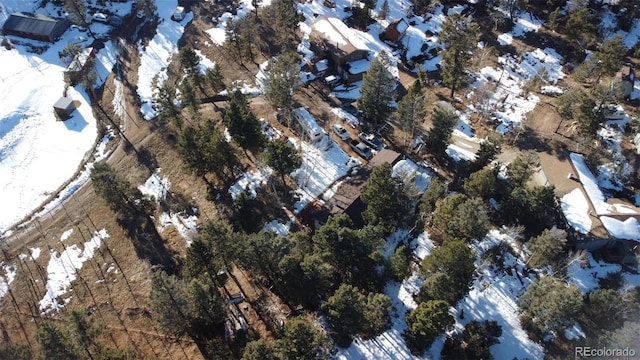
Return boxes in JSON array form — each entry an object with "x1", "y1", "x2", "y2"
[
  {"x1": 302, "y1": 149, "x2": 402, "y2": 229},
  {"x1": 310, "y1": 16, "x2": 370, "y2": 83}
]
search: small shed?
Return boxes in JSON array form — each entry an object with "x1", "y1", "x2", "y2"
[
  {"x1": 53, "y1": 97, "x2": 75, "y2": 119},
  {"x1": 383, "y1": 18, "x2": 409, "y2": 42},
  {"x1": 2, "y1": 12, "x2": 70, "y2": 42}
]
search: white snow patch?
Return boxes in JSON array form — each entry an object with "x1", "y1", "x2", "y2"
[
  {"x1": 446, "y1": 144, "x2": 476, "y2": 162},
  {"x1": 600, "y1": 217, "x2": 640, "y2": 241},
  {"x1": 560, "y1": 188, "x2": 592, "y2": 234},
  {"x1": 229, "y1": 168, "x2": 272, "y2": 200},
  {"x1": 262, "y1": 218, "x2": 293, "y2": 236},
  {"x1": 567, "y1": 253, "x2": 622, "y2": 295},
  {"x1": 564, "y1": 322, "x2": 586, "y2": 341},
  {"x1": 0, "y1": 263, "x2": 17, "y2": 300},
  {"x1": 158, "y1": 212, "x2": 199, "y2": 246},
  {"x1": 412, "y1": 231, "x2": 434, "y2": 261},
  {"x1": 137, "y1": 1, "x2": 193, "y2": 120},
  {"x1": 39, "y1": 229, "x2": 109, "y2": 313},
  {"x1": 138, "y1": 170, "x2": 170, "y2": 202},
  {"x1": 60, "y1": 228, "x2": 74, "y2": 242},
  {"x1": 392, "y1": 159, "x2": 433, "y2": 193}
]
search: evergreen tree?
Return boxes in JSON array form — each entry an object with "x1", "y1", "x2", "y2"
[
  {"x1": 527, "y1": 227, "x2": 567, "y2": 268},
  {"x1": 473, "y1": 137, "x2": 502, "y2": 170},
  {"x1": 397, "y1": 80, "x2": 426, "y2": 147},
  {"x1": 0, "y1": 343, "x2": 32, "y2": 360},
  {"x1": 149, "y1": 271, "x2": 193, "y2": 337},
  {"x1": 419, "y1": 177, "x2": 448, "y2": 224},
  {"x1": 91, "y1": 162, "x2": 151, "y2": 220},
  {"x1": 281, "y1": 317, "x2": 331, "y2": 360},
  {"x1": 505, "y1": 151, "x2": 538, "y2": 189},
  {"x1": 263, "y1": 51, "x2": 301, "y2": 111},
  {"x1": 433, "y1": 193, "x2": 468, "y2": 232},
  {"x1": 439, "y1": 14, "x2": 479, "y2": 98},
  {"x1": 179, "y1": 47, "x2": 202, "y2": 86},
  {"x1": 68, "y1": 310, "x2": 103, "y2": 360},
  {"x1": 322, "y1": 284, "x2": 391, "y2": 347},
  {"x1": 565, "y1": 8, "x2": 598, "y2": 51},
  {"x1": 264, "y1": 138, "x2": 302, "y2": 184},
  {"x1": 362, "y1": 292, "x2": 392, "y2": 338},
  {"x1": 586, "y1": 289, "x2": 630, "y2": 331},
  {"x1": 442, "y1": 320, "x2": 502, "y2": 360},
  {"x1": 242, "y1": 339, "x2": 281, "y2": 360},
  {"x1": 518, "y1": 277, "x2": 583, "y2": 334},
  {"x1": 447, "y1": 197, "x2": 491, "y2": 242},
  {"x1": 323, "y1": 283, "x2": 367, "y2": 347},
  {"x1": 224, "y1": 89, "x2": 266, "y2": 152},
  {"x1": 361, "y1": 163, "x2": 413, "y2": 232},
  {"x1": 404, "y1": 300, "x2": 455, "y2": 355},
  {"x1": 421, "y1": 240, "x2": 475, "y2": 303},
  {"x1": 389, "y1": 244, "x2": 411, "y2": 280},
  {"x1": 464, "y1": 167, "x2": 501, "y2": 200},
  {"x1": 424, "y1": 107, "x2": 459, "y2": 160},
  {"x1": 36, "y1": 321, "x2": 82, "y2": 360},
  {"x1": 579, "y1": 36, "x2": 627, "y2": 83},
  {"x1": 359, "y1": 51, "x2": 396, "y2": 128},
  {"x1": 417, "y1": 271, "x2": 460, "y2": 305}
]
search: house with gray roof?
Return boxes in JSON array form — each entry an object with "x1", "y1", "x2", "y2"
[{"x1": 2, "y1": 12, "x2": 70, "y2": 42}]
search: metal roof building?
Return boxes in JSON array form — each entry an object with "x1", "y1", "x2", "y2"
[{"x1": 2, "y1": 12, "x2": 70, "y2": 42}]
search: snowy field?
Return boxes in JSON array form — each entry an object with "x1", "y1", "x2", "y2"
[
  {"x1": 137, "y1": 0, "x2": 193, "y2": 120},
  {"x1": 39, "y1": 229, "x2": 109, "y2": 313},
  {"x1": 0, "y1": 0, "x2": 119, "y2": 235}
]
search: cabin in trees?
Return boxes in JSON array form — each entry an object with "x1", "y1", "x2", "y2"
[
  {"x1": 382, "y1": 18, "x2": 409, "y2": 42},
  {"x1": 309, "y1": 16, "x2": 370, "y2": 84},
  {"x1": 2, "y1": 12, "x2": 69, "y2": 42},
  {"x1": 302, "y1": 149, "x2": 402, "y2": 229}
]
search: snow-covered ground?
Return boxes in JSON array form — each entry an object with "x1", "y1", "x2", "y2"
[
  {"x1": 40, "y1": 229, "x2": 109, "y2": 313},
  {"x1": 137, "y1": 0, "x2": 193, "y2": 120},
  {"x1": 0, "y1": 0, "x2": 118, "y2": 235},
  {"x1": 138, "y1": 169, "x2": 199, "y2": 246}
]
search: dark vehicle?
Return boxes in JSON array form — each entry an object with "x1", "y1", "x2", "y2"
[
  {"x1": 375, "y1": 122, "x2": 391, "y2": 137},
  {"x1": 341, "y1": 102, "x2": 362, "y2": 118},
  {"x1": 358, "y1": 132, "x2": 384, "y2": 150},
  {"x1": 349, "y1": 139, "x2": 373, "y2": 160}
]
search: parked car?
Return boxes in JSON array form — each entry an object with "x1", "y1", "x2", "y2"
[
  {"x1": 358, "y1": 132, "x2": 384, "y2": 150},
  {"x1": 172, "y1": 6, "x2": 185, "y2": 21},
  {"x1": 332, "y1": 123, "x2": 350, "y2": 141},
  {"x1": 376, "y1": 122, "x2": 391, "y2": 137},
  {"x1": 341, "y1": 102, "x2": 362, "y2": 118},
  {"x1": 349, "y1": 139, "x2": 373, "y2": 160},
  {"x1": 92, "y1": 12, "x2": 110, "y2": 23}
]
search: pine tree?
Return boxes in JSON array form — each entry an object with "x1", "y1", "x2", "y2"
[
  {"x1": 263, "y1": 50, "x2": 301, "y2": 111},
  {"x1": 264, "y1": 138, "x2": 302, "y2": 184},
  {"x1": 281, "y1": 317, "x2": 332, "y2": 359},
  {"x1": 36, "y1": 321, "x2": 82, "y2": 360},
  {"x1": 527, "y1": 227, "x2": 567, "y2": 268},
  {"x1": 421, "y1": 239, "x2": 475, "y2": 298},
  {"x1": 323, "y1": 283, "x2": 367, "y2": 347},
  {"x1": 518, "y1": 277, "x2": 583, "y2": 334},
  {"x1": 360, "y1": 163, "x2": 413, "y2": 232},
  {"x1": 68, "y1": 310, "x2": 103, "y2": 360},
  {"x1": 424, "y1": 107, "x2": 459, "y2": 159},
  {"x1": 404, "y1": 300, "x2": 455, "y2": 355},
  {"x1": 439, "y1": 14, "x2": 479, "y2": 98},
  {"x1": 464, "y1": 167, "x2": 500, "y2": 200},
  {"x1": 397, "y1": 80, "x2": 425, "y2": 147},
  {"x1": 359, "y1": 51, "x2": 396, "y2": 128},
  {"x1": 223, "y1": 89, "x2": 266, "y2": 153},
  {"x1": 447, "y1": 197, "x2": 491, "y2": 241},
  {"x1": 179, "y1": 47, "x2": 202, "y2": 86},
  {"x1": 473, "y1": 137, "x2": 501, "y2": 170}
]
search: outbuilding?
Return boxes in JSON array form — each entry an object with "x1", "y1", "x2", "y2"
[
  {"x1": 53, "y1": 97, "x2": 75, "y2": 119},
  {"x1": 2, "y1": 12, "x2": 70, "y2": 42}
]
